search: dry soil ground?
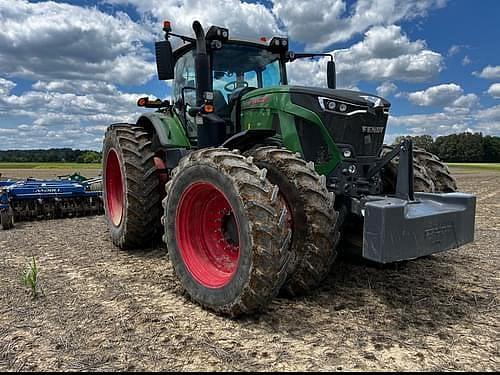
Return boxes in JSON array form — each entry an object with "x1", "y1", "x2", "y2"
[{"x1": 0, "y1": 169, "x2": 498, "y2": 371}]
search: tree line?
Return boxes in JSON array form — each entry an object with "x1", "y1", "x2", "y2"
[
  {"x1": 0, "y1": 149, "x2": 102, "y2": 163},
  {"x1": 394, "y1": 132, "x2": 500, "y2": 162},
  {"x1": 0, "y1": 132, "x2": 498, "y2": 163}
]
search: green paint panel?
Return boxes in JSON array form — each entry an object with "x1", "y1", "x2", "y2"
[
  {"x1": 240, "y1": 88, "x2": 342, "y2": 175},
  {"x1": 157, "y1": 112, "x2": 191, "y2": 148}
]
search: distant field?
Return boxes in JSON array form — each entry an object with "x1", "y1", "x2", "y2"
[
  {"x1": 0, "y1": 162, "x2": 101, "y2": 169},
  {"x1": 448, "y1": 163, "x2": 500, "y2": 171},
  {"x1": 0, "y1": 161, "x2": 498, "y2": 172}
]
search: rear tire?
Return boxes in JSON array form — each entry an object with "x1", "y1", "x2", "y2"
[
  {"x1": 102, "y1": 124, "x2": 162, "y2": 249},
  {"x1": 247, "y1": 147, "x2": 339, "y2": 296},
  {"x1": 413, "y1": 148, "x2": 457, "y2": 192},
  {"x1": 163, "y1": 148, "x2": 292, "y2": 316},
  {"x1": 380, "y1": 145, "x2": 457, "y2": 193},
  {"x1": 380, "y1": 145, "x2": 435, "y2": 193}
]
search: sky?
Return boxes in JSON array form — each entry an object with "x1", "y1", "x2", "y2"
[{"x1": 0, "y1": 0, "x2": 499, "y2": 150}]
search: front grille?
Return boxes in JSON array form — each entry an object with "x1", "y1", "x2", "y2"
[
  {"x1": 322, "y1": 111, "x2": 387, "y2": 156},
  {"x1": 290, "y1": 92, "x2": 388, "y2": 157},
  {"x1": 295, "y1": 117, "x2": 331, "y2": 164}
]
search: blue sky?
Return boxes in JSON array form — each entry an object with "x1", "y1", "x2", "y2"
[{"x1": 0, "y1": 0, "x2": 499, "y2": 150}]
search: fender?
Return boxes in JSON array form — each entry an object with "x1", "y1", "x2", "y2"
[
  {"x1": 136, "y1": 112, "x2": 190, "y2": 148},
  {"x1": 222, "y1": 129, "x2": 277, "y2": 151}
]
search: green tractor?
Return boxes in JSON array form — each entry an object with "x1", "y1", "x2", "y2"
[{"x1": 102, "y1": 21, "x2": 476, "y2": 316}]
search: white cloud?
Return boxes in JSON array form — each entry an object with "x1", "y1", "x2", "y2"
[
  {"x1": 476, "y1": 104, "x2": 500, "y2": 122},
  {"x1": 407, "y1": 83, "x2": 463, "y2": 106},
  {"x1": 0, "y1": 123, "x2": 108, "y2": 150},
  {"x1": 376, "y1": 81, "x2": 398, "y2": 97},
  {"x1": 288, "y1": 25, "x2": 443, "y2": 88},
  {"x1": 106, "y1": 0, "x2": 280, "y2": 43},
  {"x1": 387, "y1": 103, "x2": 500, "y2": 140},
  {"x1": 273, "y1": 0, "x2": 447, "y2": 50},
  {"x1": 487, "y1": 83, "x2": 500, "y2": 99},
  {"x1": 405, "y1": 83, "x2": 479, "y2": 114},
  {"x1": 0, "y1": 79, "x2": 155, "y2": 150},
  {"x1": 0, "y1": 77, "x2": 16, "y2": 95},
  {"x1": 107, "y1": 0, "x2": 447, "y2": 51},
  {"x1": 474, "y1": 65, "x2": 500, "y2": 80},
  {"x1": 0, "y1": 0, "x2": 155, "y2": 85},
  {"x1": 444, "y1": 93, "x2": 480, "y2": 114},
  {"x1": 448, "y1": 45, "x2": 461, "y2": 56},
  {"x1": 32, "y1": 80, "x2": 120, "y2": 96},
  {"x1": 462, "y1": 55, "x2": 471, "y2": 66}
]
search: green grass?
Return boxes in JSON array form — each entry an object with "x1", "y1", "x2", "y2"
[
  {"x1": 0, "y1": 162, "x2": 101, "y2": 169},
  {"x1": 447, "y1": 163, "x2": 500, "y2": 171},
  {"x1": 22, "y1": 256, "x2": 41, "y2": 300}
]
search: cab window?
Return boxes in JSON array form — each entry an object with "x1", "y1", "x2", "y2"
[{"x1": 173, "y1": 50, "x2": 196, "y2": 106}]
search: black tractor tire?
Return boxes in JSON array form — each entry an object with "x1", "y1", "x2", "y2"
[
  {"x1": 1, "y1": 209, "x2": 14, "y2": 230},
  {"x1": 102, "y1": 124, "x2": 162, "y2": 249},
  {"x1": 380, "y1": 145, "x2": 457, "y2": 193},
  {"x1": 413, "y1": 148, "x2": 458, "y2": 192},
  {"x1": 380, "y1": 145, "x2": 435, "y2": 193},
  {"x1": 246, "y1": 147, "x2": 339, "y2": 296},
  {"x1": 162, "y1": 148, "x2": 292, "y2": 316}
]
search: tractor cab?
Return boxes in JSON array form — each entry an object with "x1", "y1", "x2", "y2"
[
  {"x1": 149, "y1": 21, "x2": 338, "y2": 150},
  {"x1": 170, "y1": 41, "x2": 286, "y2": 138}
]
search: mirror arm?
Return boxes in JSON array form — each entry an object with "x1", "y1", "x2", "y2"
[
  {"x1": 286, "y1": 52, "x2": 334, "y2": 62},
  {"x1": 167, "y1": 32, "x2": 196, "y2": 44}
]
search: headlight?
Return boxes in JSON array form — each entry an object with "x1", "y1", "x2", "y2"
[{"x1": 318, "y1": 96, "x2": 368, "y2": 116}]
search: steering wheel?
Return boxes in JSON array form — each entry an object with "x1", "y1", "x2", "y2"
[{"x1": 224, "y1": 80, "x2": 249, "y2": 92}]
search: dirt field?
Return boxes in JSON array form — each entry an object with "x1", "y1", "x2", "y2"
[{"x1": 0, "y1": 170, "x2": 498, "y2": 371}]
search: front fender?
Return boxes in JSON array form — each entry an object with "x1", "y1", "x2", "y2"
[
  {"x1": 137, "y1": 112, "x2": 190, "y2": 148},
  {"x1": 221, "y1": 129, "x2": 276, "y2": 151}
]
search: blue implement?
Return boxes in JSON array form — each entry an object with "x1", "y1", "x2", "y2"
[{"x1": 0, "y1": 175, "x2": 103, "y2": 227}]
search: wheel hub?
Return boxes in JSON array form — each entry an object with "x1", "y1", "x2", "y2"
[{"x1": 175, "y1": 182, "x2": 240, "y2": 289}]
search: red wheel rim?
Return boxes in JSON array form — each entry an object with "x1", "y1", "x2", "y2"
[
  {"x1": 105, "y1": 149, "x2": 124, "y2": 226},
  {"x1": 176, "y1": 182, "x2": 240, "y2": 289}
]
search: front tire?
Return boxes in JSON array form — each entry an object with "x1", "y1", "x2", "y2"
[
  {"x1": 247, "y1": 147, "x2": 339, "y2": 296},
  {"x1": 163, "y1": 148, "x2": 292, "y2": 316},
  {"x1": 102, "y1": 124, "x2": 162, "y2": 249}
]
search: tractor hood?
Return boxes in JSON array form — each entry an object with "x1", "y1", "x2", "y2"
[
  {"x1": 287, "y1": 86, "x2": 391, "y2": 108},
  {"x1": 240, "y1": 86, "x2": 391, "y2": 109},
  {"x1": 239, "y1": 85, "x2": 391, "y2": 159}
]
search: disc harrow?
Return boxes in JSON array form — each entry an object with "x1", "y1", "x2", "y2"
[{"x1": 0, "y1": 175, "x2": 104, "y2": 229}]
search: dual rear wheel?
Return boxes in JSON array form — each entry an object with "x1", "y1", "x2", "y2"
[{"x1": 103, "y1": 126, "x2": 339, "y2": 316}]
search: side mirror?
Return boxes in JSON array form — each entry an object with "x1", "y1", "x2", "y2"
[
  {"x1": 155, "y1": 41, "x2": 175, "y2": 80},
  {"x1": 327, "y1": 60, "x2": 336, "y2": 89}
]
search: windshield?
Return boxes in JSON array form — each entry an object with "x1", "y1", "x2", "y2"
[{"x1": 211, "y1": 44, "x2": 283, "y2": 102}]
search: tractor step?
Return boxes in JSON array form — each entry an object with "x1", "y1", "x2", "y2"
[{"x1": 362, "y1": 192, "x2": 476, "y2": 263}]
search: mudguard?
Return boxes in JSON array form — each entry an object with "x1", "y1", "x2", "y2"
[
  {"x1": 137, "y1": 112, "x2": 190, "y2": 148},
  {"x1": 362, "y1": 192, "x2": 476, "y2": 263},
  {"x1": 222, "y1": 129, "x2": 276, "y2": 151}
]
